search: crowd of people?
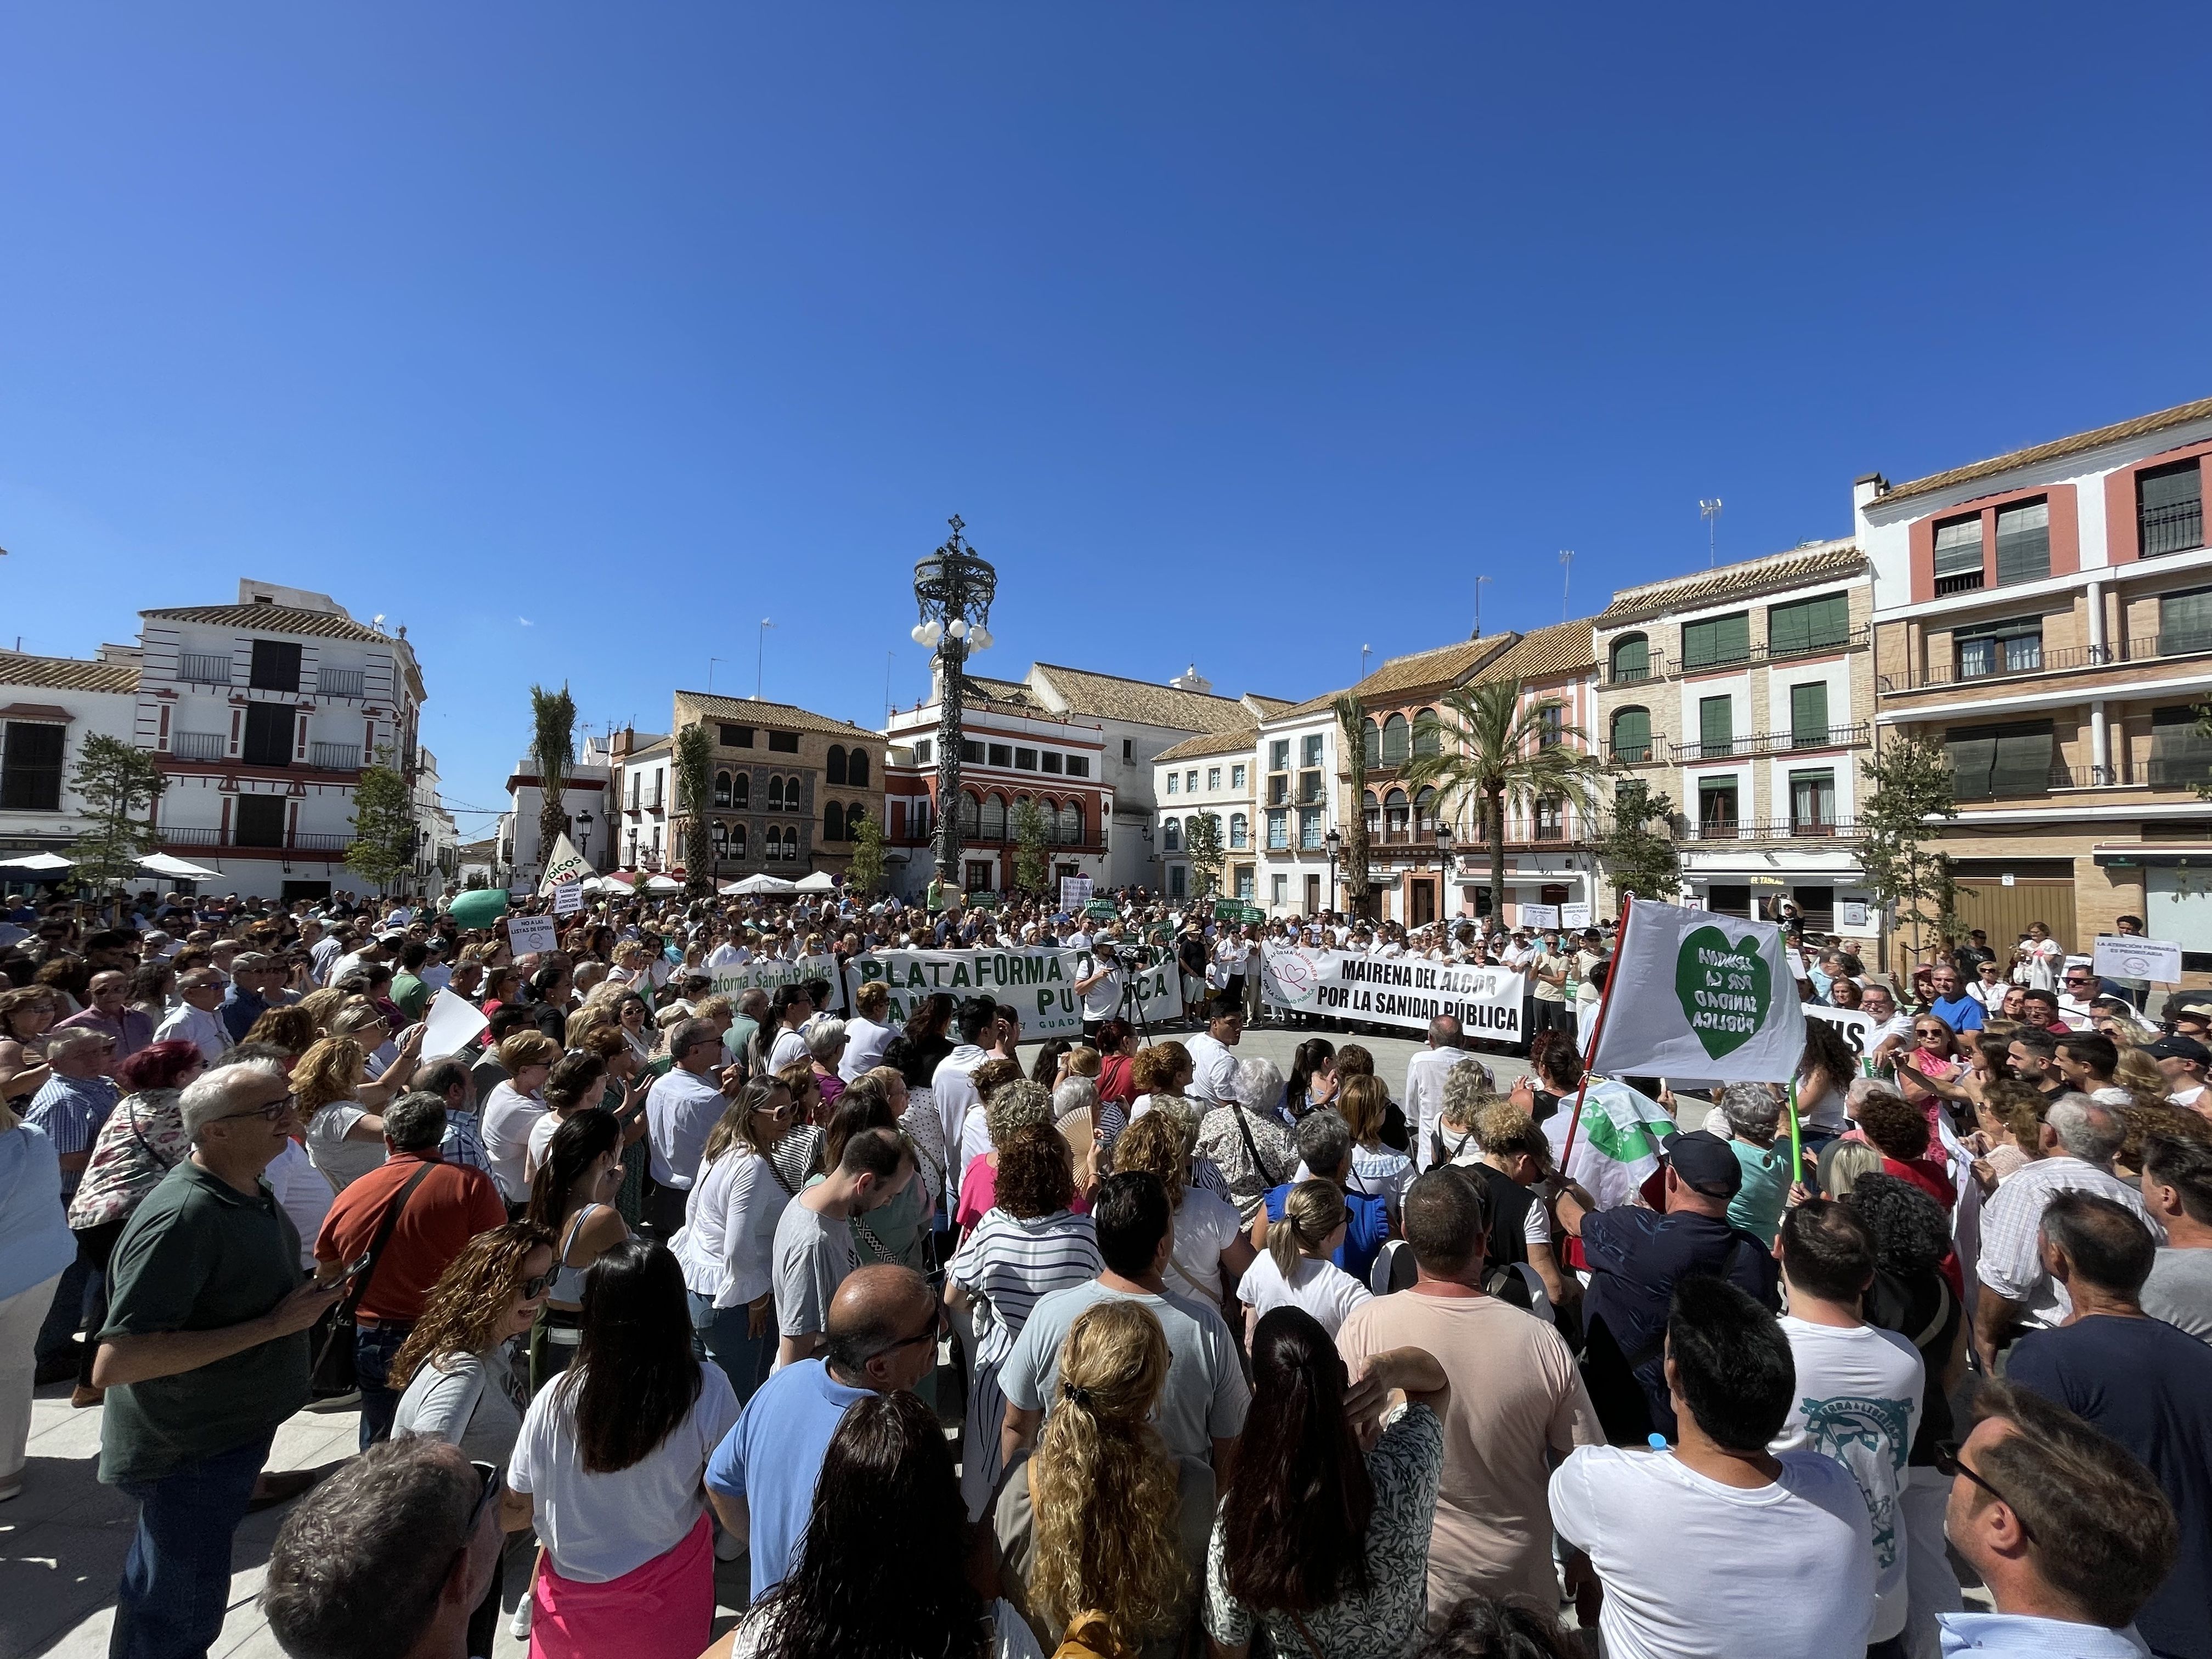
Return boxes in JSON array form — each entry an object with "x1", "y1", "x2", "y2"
[{"x1": 0, "y1": 880, "x2": 2207, "y2": 1659}]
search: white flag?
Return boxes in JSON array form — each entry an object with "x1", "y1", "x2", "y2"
[
  {"x1": 1587, "y1": 901, "x2": 1806, "y2": 1084},
  {"x1": 538, "y1": 832, "x2": 594, "y2": 894}
]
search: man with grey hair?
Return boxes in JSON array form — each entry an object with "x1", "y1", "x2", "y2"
[
  {"x1": 644, "y1": 1015, "x2": 741, "y2": 1235},
  {"x1": 93, "y1": 1056, "x2": 344, "y2": 1658},
  {"x1": 411, "y1": 1056, "x2": 489, "y2": 1173},
  {"x1": 29, "y1": 1026, "x2": 123, "y2": 1381},
  {"x1": 154, "y1": 969, "x2": 232, "y2": 1066},
  {"x1": 221, "y1": 951, "x2": 278, "y2": 1043},
  {"x1": 1406, "y1": 1013, "x2": 1466, "y2": 1172},
  {"x1": 264, "y1": 1435, "x2": 504, "y2": 1659},
  {"x1": 1974, "y1": 1091, "x2": 2164, "y2": 1368}
]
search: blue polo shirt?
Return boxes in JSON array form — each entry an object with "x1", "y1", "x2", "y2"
[
  {"x1": 703, "y1": 1358, "x2": 870, "y2": 1601},
  {"x1": 1929, "y1": 992, "x2": 1985, "y2": 1033}
]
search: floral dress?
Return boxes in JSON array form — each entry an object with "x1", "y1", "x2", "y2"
[{"x1": 67, "y1": 1088, "x2": 190, "y2": 1232}]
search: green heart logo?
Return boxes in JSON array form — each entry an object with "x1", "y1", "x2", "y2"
[{"x1": 1674, "y1": 927, "x2": 1773, "y2": 1060}]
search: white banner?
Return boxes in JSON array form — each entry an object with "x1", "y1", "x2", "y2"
[
  {"x1": 847, "y1": 945, "x2": 1184, "y2": 1037},
  {"x1": 1261, "y1": 945, "x2": 1526, "y2": 1042},
  {"x1": 506, "y1": 913, "x2": 558, "y2": 956},
  {"x1": 1588, "y1": 901, "x2": 1806, "y2": 1083},
  {"x1": 711, "y1": 953, "x2": 842, "y2": 1007},
  {"x1": 1058, "y1": 876, "x2": 1093, "y2": 913},
  {"x1": 2092, "y1": 934, "x2": 2183, "y2": 984}
]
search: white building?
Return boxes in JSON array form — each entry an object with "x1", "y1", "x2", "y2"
[
  {"x1": 1252, "y1": 695, "x2": 1346, "y2": 917},
  {"x1": 501, "y1": 730, "x2": 620, "y2": 881},
  {"x1": 141, "y1": 580, "x2": 430, "y2": 902},
  {"x1": 1153, "y1": 729, "x2": 1258, "y2": 901},
  {"x1": 0, "y1": 647, "x2": 145, "y2": 861}
]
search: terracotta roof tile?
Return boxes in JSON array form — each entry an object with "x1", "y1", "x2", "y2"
[
  {"x1": 1155, "y1": 727, "x2": 1258, "y2": 763},
  {"x1": 1875, "y1": 396, "x2": 2212, "y2": 506},
  {"x1": 139, "y1": 603, "x2": 395, "y2": 643},
  {"x1": 1595, "y1": 541, "x2": 1862, "y2": 626},
  {"x1": 675, "y1": 691, "x2": 883, "y2": 743},
  {"x1": 0, "y1": 652, "x2": 140, "y2": 695},
  {"x1": 1030, "y1": 664, "x2": 1256, "y2": 732},
  {"x1": 1475, "y1": 619, "x2": 1598, "y2": 682}
]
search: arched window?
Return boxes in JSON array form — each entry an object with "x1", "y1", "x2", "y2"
[
  {"x1": 1057, "y1": 800, "x2": 1082, "y2": 844},
  {"x1": 824, "y1": 802, "x2": 844, "y2": 843},
  {"x1": 759, "y1": 829, "x2": 776, "y2": 862},
  {"x1": 1414, "y1": 786, "x2": 1438, "y2": 834},
  {"x1": 1362, "y1": 718, "x2": 1380, "y2": 769},
  {"x1": 1611, "y1": 633, "x2": 1650, "y2": 683},
  {"x1": 1229, "y1": 812, "x2": 1248, "y2": 849},
  {"x1": 712, "y1": 821, "x2": 728, "y2": 856},
  {"x1": 1381, "y1": 713, "x2": 1409, "y2": 766},
  {"x1": 959, "y1": 792, "x2": 981, "y2": 838},
  {"x1": 827, "y1": 746, "x2": 848, "y2": 786},
  {"x1": 1363, "y1": 789, "x2": 1381, "y2": 837},
  {"x1": 1610, "y1": 706, "x2": 1652, "y2": 763},
  {"x1": 980, "y1": 795, "x2": 1007, "y2": 841},
  {"x1": 766, "y1": 775, "x2": 785, "y2": 812},
  {"x1": 713, "y1": 770, "x2": 732, "y2": 808},
  {"x1": 1163, "y1": 816, "x2": 1182, "y2": 852},
  {"x1": 1412, "y1": 709, "x2": 1440, "y2": 757},
  {"x1": 848, "y1": 750, "x2": 868, "y2": 788},
  {"x1": 731, "y1": 773, "x2": 749, "y2": 809},
  {"x1": 731, "y1": 823, "x2": 747, "y2": 860},
  {"x1": 1385, "y1": 787, "x2": 1409, "y2": 840}
]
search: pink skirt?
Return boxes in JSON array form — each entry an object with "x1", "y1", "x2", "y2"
[{"x1": 531, "y1": 1510, "x2": 715, "y2": 1659}]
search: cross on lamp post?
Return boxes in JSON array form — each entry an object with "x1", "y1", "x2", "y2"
[{"x1": 911, "y1": 516, "x2": 997, "y2": 895}]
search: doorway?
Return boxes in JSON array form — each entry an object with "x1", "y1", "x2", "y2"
[
  {"x1": 1304, "y1": 874, "x2": 1322, "y2": 914},
  {"x1": 1409, "y1": 879, "x2": 1436, "y2": 926}
]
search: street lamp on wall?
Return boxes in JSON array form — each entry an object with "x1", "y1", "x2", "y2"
[
  {"x1": 1324, "y1": 825, "x2": 1342, "y2": 916},
  {"x1": 912, "y1": 516, "x2": 997, "y2": 895}
]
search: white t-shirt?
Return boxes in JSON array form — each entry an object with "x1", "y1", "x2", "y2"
[
  {"x1": 304, "y1": 1102, "x2": 386, "y2": 1192},
  {"x1": 1165, "y1": 1186, "x2": 1248, "y2": 1310},
  {"x1": 1076, "y1": 964, "x2": 1124, "y2": 1020},
  {"x1": 1771, "y1": 1318, "x2": 1923, "y2": 1642},
  {"x1": 264, "y1": 1139, "x2": 331, "y2": 1269},
  {"x1": 1236, "y1": 1249, "x2": 1372, "y2": 1336},
  {"x1": 767, "y1": 1027, "x2": 810, "y2": 1074},
  {"x1": 508, "y1": 1361, "x2": 741, "y2": 1583},
  {"x1": 1549, "y1": 1445, "x2": 1875, "y2": 1659},
  {"x1": 481, "y1": 1082, "x2": 549, "y2": 1204}
]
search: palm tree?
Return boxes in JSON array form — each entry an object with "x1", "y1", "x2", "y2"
[
  {"x1": 1333, "y1": 695, "x2": 1372, "y2": 918},
  {"x1": 529, "y1": 684, "x2": 577, "y2": 876},
  {"x1": 1401, "y1": 676, "x2": 1606, "y2": 926}
]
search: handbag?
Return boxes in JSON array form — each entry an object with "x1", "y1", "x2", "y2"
[{"x1": 309, "y1": 1163, "x2": 433, "y2": 1398}]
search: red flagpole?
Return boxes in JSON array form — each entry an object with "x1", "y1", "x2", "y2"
[{"x1": 1558, "y1": 891, "x2": 1633, "y2": 1173}]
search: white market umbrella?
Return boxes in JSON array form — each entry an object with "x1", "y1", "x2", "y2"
[
  {"x1": 643, "y1": 873, "x2": 684, "y2": 892},
  {"x1": 792, "y1": 871, "x2": 839, "y2": 893},
  {"x1": 0, "y1": 852, "x2": 74, "y2": 872},
  {"x1": 137, "y1": 853, "x2": 222, "y2": 881},
  {"x1": 729, "y1": 873, "x2": 798, "y2": 896}
]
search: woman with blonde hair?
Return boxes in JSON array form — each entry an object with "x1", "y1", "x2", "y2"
[
  {"x1": 295, "y1": 1036, "x2": 404, "y2": 1190},
  {"x1": 0, "y1": 986, "x2": 57, "y2": 1107},
  {"x1": 1235, "y1": 1178, "x2": 1370, "y2": 1338},
  {"x1": 482, "y1": 1030, "x2": 561, "y2": 1206},
  {"x1": 1340, "y1": 1074, "x2": 1414, "y2": 1227},
  {"x1": 994, "y1": 1300, "x2": 1212, "y2": 1659},
  {"x1": 1109, "y1": 1109, "x2": 1252, "y2": 1313},
  {"x1": 295, "y1": 984, "x2": 352, "y2": 1034},
  {"x1": 1128, "y1": 1042, "x2": 1192, "y2": 1124}
]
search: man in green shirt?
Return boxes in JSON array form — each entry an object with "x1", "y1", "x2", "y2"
[
  {"x1": 93, "y1": 1055, "x2": 344, "y2": 1659},
  {"x1": 388, "y1": 938, "x2": 435, "y2": 1024}
]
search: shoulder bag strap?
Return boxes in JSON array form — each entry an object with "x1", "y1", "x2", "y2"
[
  {"x1": 1229, "y1": 1104, "x2": 1284, "y2": 1189},
  {"x1": 1910, "y1": 1277, "x2": 1955, "y2": 1352},
  {"x1": 347, "y1": 1162, "x2": 435, "y2": 1315}
]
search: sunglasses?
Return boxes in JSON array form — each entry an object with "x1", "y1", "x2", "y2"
[
  {"x1": 1933, "y1": 1441, "x2": 2034, "y2": 1543},
  {"x1": 518, "y1": 1272, "x2": 552, "y2": 1300}
]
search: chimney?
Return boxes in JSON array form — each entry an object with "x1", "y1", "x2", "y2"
[{"x1": 1852, "y1": 472, "x2": 1890, "y2": 539}]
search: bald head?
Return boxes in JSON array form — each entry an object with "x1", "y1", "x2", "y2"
[{"x1": 822, "y1": 1264, "x2": 935, "y2": 1389}]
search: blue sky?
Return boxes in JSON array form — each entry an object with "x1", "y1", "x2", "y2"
[{"x1": 5, "y1": 5, "x2": 2211, "y2": 835}]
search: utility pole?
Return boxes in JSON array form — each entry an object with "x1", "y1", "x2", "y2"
[
  {"x1": 1559, "y1": 550, "x2": 1574, "y2": 622},
  {"x1": 754, "y1": 620, "x2": 774, "y2": 699},
  {"x1": 1472, "y1": 575, "x2": 1492, "y2": 639},
  {"x1": 707, "y1": 657, "x2": 726, "y2": 696},
  {"x1": 1701, "y1": 498, "x2": 1724, "y2": 568}
]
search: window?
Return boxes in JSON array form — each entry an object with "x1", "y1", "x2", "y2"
[
  {"x1": 988, "y1": 743, "x2": 1012, "y2": 768},
  {"x1": 1123, "y1": 740, "x2": 1133, "y2": 761},
  {"x1": 1955, "y1": 618, "x2": 2043, "y2": 680},
  {"x1": 1057, "y1": 801, "x2": 1082, "y2": 843},
  {"x1": 628, "y1": 774, "x2": 640, "y2": 809},
  {"x1": 960, "y1": 793, "x2": 981, "y2": 837},
  {"x1": 961, "y1": 740, "x2": 984, "y2": 763},
  {"x1": 1065, "y1": 755, "x2": 1089, "y2": 778},
  {"x1": 719, "y1": 723, "x2": 753, "y2": 747},
  {"x1": 1299, "y1": 769, "x2": 1323, "y2": 804},
  {"x1": 1168, "y1": 864, "x2": 1187, "y2": 898},
  {"x1": 713, "y1": 770, "x2": 732, "y2": 808},
  {"x1": 1413, "y1": 710, "x2": 1440, "y2": 758},
  {"x1": 1266, "y1": 809, "x2": 1289, "y2": 849},
  {"x1": 1163, "y1": 816, "x2": 1182, "y2": 852},
  {"x1": 731, "y1": 773, "x2": 749, "y2": 809},
  {"x1": 242, "y1": 702, "x2": 295, "y2": 768},
  {"x1": 1272, "y1": 874, "x2": 1288, "y2": 906},
  {"x1": 249, "y1": 640, "x2": 302, "y2": 692},
  {"x1": 824, "y1": 802, "x2": 844, "y2": 842},
  {"x1": 1229, "y1": 812, "x2": 1249, "y2": 849},
  {"x1": 1015, "y1": 748, "x2": 1037, "y2": 771},
  {"x1": 1610, "y1": 707, "x2": 1651, "y2": 763},
  {"x1": 827, "y1": 746, "x2": 848, "y2": 785},
  {"x1": 1298, "y1": 807, "x2": 1323, "y2": 849},
  {"x1": 912, "y1": 738, "x2": 932, "y2": 765},
  {"x1": 1363, "y1": 789, "x2": 1380, "y2": 837},
  {"x1": 848, "y1": 751, "x2": 867, "y2": 787},
  {"x1": 1269, "y1": 740, "x2": 1291, "y2": 772},
  {"x1": 2140, "y1": 460, "x2": 2204, "y2": 558},
  {"x1": 980, "y1": 795, "x2": 1007, "y2": 840},
  {"x1": 0, "y1": 723, "x2": 64, "y2": 810},
  {"x1": 1697, "y1": 780, "x2": 1739, "y2": 836},
  {"x1": 2151, "y1": 707, "x2": 2212, "y2": 789},
  {"x1": 766, "y1": 776, "x2": 785, "y2": 811},
  {"x1": 1610, "y1": 633, "x2": 1651, "y2": 682},
  {"x1": 1788, "y1": 682, "x2": 1830, "y2": 747},
  {"x1": 1206, "y1": 766, "x2": 1221, "y2": 791},
  {"x1": 1041, "y1": 751, "x2": 1063, "y2": 774},
  {"x1": 1385, "y1": 788, "x2": 1409, "y2": 840},
  {"x1": 1768, "y1": 593, "x2": 1850, "y2": 657},
  {"x1": 1235, "y1": 867, "x2": 1255, "y2": 901},
  {"x1": 768, "y1": 730, "x2": 800, "y2": 754},
  {"x1": 1789, "y1": 769, "x2": 1837, "y2": 834},
  {"x1": 1380, "y1": 714, "x2": 1409, "y2": 766},
  {"x1": 1697, "y1": 695, "x2": 1733, "y2": 759},
  {"x1": 1946, "y1": 721, "x2": 2056, "y2": 799},
  {"x1": 2159, "y1": 588, "x2": 2212, "y2": 656},
  {"x1": 1165, "y1": 773, "x2": 1178, "y2": 794},
  {"x1": 1267, "y1": 773, "x2": 1288, "y2": 806},
  {"x1": 1231, "y1": 764, "x2": 1246, "y2": 789},
  {"x1": 1362, "y1": 719, "x2": 1380, "y2": 768},
  {"x1": 732, "y1": 823, "x2": 747, "y2": 859},
  {"x1": 1414, "y1": 786, "x2": 1438, "y2": 834},
  {"x1": 1681, "y1": 612, "x2": 1750, "y2": 671},
  {"x1": 1995, "y1": 499, "x2": 2050, "y2": 586},
  {"x1": 966, "y1": 859, "x2": 992, "y2": 893},
  {"x1": 1302, "y1": 735, "x2": 1324, "y2": 769},
  {"x1": 1933, "y1": 515, "x2": 1985, "y2": 594},
  {"x1": 1537, "y1": 705, "x2": 1563, "y2": 748},
  {"x1": 1533, "y1": 796, "x2": 1565, "y2": 840},
  {"x1": 1186, "y1": 769, "x2": 1199, "y2": 792},
  {"x1": 235, "y1": 794, "x2": 287, "y2": 848}
]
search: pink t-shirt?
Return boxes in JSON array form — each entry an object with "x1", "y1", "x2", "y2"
[{"x1": 955, "y1": 1153, "x2": 1089, "y2": 1234}]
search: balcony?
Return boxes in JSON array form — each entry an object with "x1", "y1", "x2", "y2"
[
  {"x1": 1607, "y1": 657, "x2": 1666, "y2": 687},
  {"x1": 159, "y1": 827, "x2": 352, "y2": 853},
  {"x1": 2142, "y1": 498, "x2": 2205, "y2": 560},
  {"x1": 177, "y1": 653, "x2": 233, "y2": 686},
  {"x1": 1955, "y1": 764, "x2": 2134, "y2": 802},
  {"x1": 1685, "y1": 817, "x2": 1860, "y2": 842},
  {"x1": 1880, "y1": 633, "x2": 2212, "y2": 693},
  {"x1": 1933, "y1": 570, "x2": 1985, "y2": 597},
  {"x1": 1601, "y1": 738, "x2": 1666, "y2": 766},
  {"x1": 315, "y1": 667, "x2": 366, "y2": 699},
  {"x1": 171, "y1": 731, "x2": 225, "y2": 761},
  {"x1": 1672, "y1": 627, "x2": 1870, "y2": 679},
  {"x1": 1670, "y1": 725, "x2": 1870, "y2": 761},
  {"x1": 308, "y1": 741, "x2": 363, "y2": 771}
]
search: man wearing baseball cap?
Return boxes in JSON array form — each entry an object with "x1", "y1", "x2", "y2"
[
  {"x1": 1556, "y1": 1128, "x2": 1781, "y2": 1444},
  {"x1": 2148, "y1": 1034, "x2": 2211, "y2": 1112}
]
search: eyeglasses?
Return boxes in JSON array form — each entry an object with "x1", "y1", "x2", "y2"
[
  {"x1": 212, "y1": 1094, "x2": 296, "y2": 1124},
  {"x1": 1933, "y1": 1441, "x2": 2034, "y2": 1543},
  {"x1": 518, "y1": 1272, "x2": 552, "y2": 1300},
  {"x1": 882, "y1": 1303, "x2": 947, "y2": 1355}
]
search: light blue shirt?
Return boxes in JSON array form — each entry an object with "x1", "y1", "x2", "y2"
[
  {"x1": 1937, "y1": 1612, "x2": 2150, "y2": 1656},
  {"x1": 703, "y1": 1358, "x2": 870, "y2": 1602},
  {"x1": 0, "y1": 1124, "x2": 78, "y2": 1302}
]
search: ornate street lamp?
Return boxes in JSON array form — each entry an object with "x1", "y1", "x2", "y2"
[
  {"x1": 912, "y1": 516, "x2": 997, "y2": 896},
  {"x1": 1434, "y1": 819, "x2": 1454, "y2": 919},
  {"x1": 1324, "y1": 825, "x2": 1342, "y2": 916}
]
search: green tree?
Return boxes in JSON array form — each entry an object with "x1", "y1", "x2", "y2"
[
  {"x1": 344, "y1": 750, "x2": 416, "y2": 896},
  {"x1": 1593, "y1": 779, "x2": 1681, "y2": 906},
  {"x1": 1013, "y1": 798, "x2": 1051, "y2": 896},
  {"x1": 69, "y1": 735, "x2": 166, "y2": 900},
  {"x1": 1333, "y1": 695, "x2": 1372, "y2": 918},
  {"x1": 1401, "y1": 677, "x2": 1607, "y2": 925},
  {"x1": 1184, "y1": 810, "x2": 1226, "y2": 900},
  {"x1": 674, "y1": 723, "x2": 713, "y2": 898},
  {"x1": 1860, "y1": 734, "x2": 1962, "y2": 967},
  {"x1": 529, "y1": 683, "x2": 576, "y2": 876},
  {"x1": 846, "y1": 810, "x2": 888, "y2": 896}
]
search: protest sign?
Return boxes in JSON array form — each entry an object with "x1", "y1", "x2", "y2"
[
  {"x1": 1260, "y1": 945, "x2": 1525, "y2": 1042},
  {"x1": 710, "y1": 953, "x2": 842, "y2": 1008},
  {"x1": 1587, "y1": 900, "x2": 1805, "y2": 1082},
  {"x1": 538, "y1": 832, "x2": 594, "y2": 894},
  {"x1": 420, "y1": 989, "x2": 490, "y2": 1060},
  {"x1": 847, "y1": 945, "x2": 1184, "y2": 1037},
  {"x1": 1837, "y1": 899, "x2": 1872, "y2": 932},
  {"x1": 1085, "y1": 899, "x2": 1120, "y2": 919},
  {"x1": 1520, "y1": 904, "x2": 1561, "y2": 929},
  {"x1": 1560, "y1": 902, "x2": 1592, "y2": 930},
  {"x1": 506, "y1": 913, "x2": 558, "y2": 956},
  {"x1": 551, "y1": 880, "x2": 583, "y2": 918},
  {"x1": 2093, "y1": 934, "x2": 2183, "y2": 984},
  {"x1": 1805, "y1": 1003, "x2": 1878, "y2": 1069},
  {"x1": 1059, "y1": 876, "x2": 1093, "y2": 913}
]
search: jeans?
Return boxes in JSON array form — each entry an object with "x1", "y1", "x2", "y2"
[
  {"x1": 111, "y1": 1432, "x2": 273, "y2": 1659},
  {"x1": 687, "y1": 1291, "x2": 773, "y2": 1404},
  {"x1": 354, "y1": 1319, "x2": 414, "y2": 1451}
]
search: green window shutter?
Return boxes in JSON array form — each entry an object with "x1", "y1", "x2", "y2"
[
  {"x1": 1989, "y1": 722, "x2": 2055, "y2": 796},
  {"x1": 2158, "y1": 588, "x2": 2212, "y2": 654},
  {"x1": 1682, "y1": 612, "x2": 1750, "y2": 670},
  {"x1": 1769, "y1": 594, "x2": 1848, "y2": 656},
  {"x1": 1610, "y1": 707, "x2": 1650, "y2": 760},
  {"x1": 1789, "y1": 683, "x2": 1829, "y2": 744},
  {"x1": 1611, "y1": 634, "x2": 1649, "y2": 680},
  {"x1": 1946, "y1": 725, "x2": 2000, "y2": 799},
  {"x1": 1699, "y1": 696, "x2": 1733, "y2": 754}
]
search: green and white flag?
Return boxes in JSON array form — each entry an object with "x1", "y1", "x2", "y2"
[
  {"x1": 1551, "y1": 1077, "x2": 1674, "y2": 1210},
  {"x1": 1587, "y1": 901, "x2": 1806, "y2": 1083}
]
